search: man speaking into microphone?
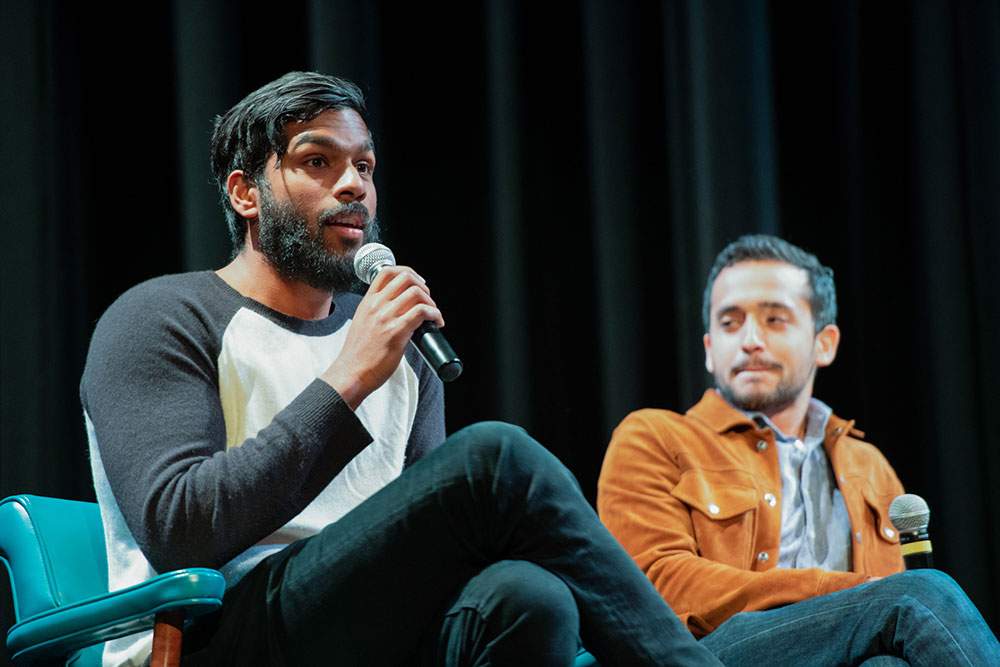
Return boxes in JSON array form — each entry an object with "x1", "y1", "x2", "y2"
[
  {"x1": 80, "y1": 71, "x2": 720, "y2": 666},
  {"x1": 599, "y1": 234, "x2": 999, "y2": 664}
]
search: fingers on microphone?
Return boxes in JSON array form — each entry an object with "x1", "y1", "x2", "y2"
[
  {"x1": 372, "y1": 271, "x2": 436, "y2": 309},
  {"x1": 369, "y1": 265, "x2": 427, "y2": 293},
  {"x1": 414, "y1": 303, "x2": 445, "y2": 330},
  {"x1": 363, "y1": 266, "x2": 443, "y2": 329},
  {"x1": 396, "y1": 286, "x2": 443, "y2": 329}
]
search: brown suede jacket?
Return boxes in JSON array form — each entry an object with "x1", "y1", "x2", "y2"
[{"x1": 597, "y1": 389, "x2": 905, "y2": 638}]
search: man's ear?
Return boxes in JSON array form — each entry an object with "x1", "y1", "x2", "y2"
[
  {"x1": 226, "y1": 170, "x2": 260, "y2": 220},
  {"x1": 814, "y1": 324, "x2": 841, "y2": 367},
  {"x1": 703, "y1": 333, "x2": 715, "y2": 374}
]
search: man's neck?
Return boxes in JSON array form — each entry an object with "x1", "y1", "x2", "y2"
[
  {"x1": 216, "y1": 250, "x2": 333, "y2": 321},
  {"x1": 759, "y1": 386, "x2": 814, "y2": 440}
]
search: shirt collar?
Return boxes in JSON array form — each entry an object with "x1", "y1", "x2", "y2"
[{"x1": 745, "y1": 398, "x2": 833, "y2": 447}]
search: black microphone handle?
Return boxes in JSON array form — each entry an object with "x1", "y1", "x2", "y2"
[
  {"x1": 413, "y1": 321, "x2": 463, "y2": 382},
  {"x1": 899, "y1": 528, "x2": 934, "y2": 570},
  {"x1": 354, "y1": 244, "x2": 463, "y2": 382}
]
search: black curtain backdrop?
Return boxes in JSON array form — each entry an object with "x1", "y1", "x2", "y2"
[{"x1": 2, "y1": 0, "x2": 998, "y2": 650}]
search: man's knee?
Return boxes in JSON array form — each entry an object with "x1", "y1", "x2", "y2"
[
  {"x1": 881, "y1": 569, "x2": 969, "y2": 607},
  {"x1": 874, "y1": 569, "x2": 958, "y2": 596},
  {"x1": 446, "y1": 421, "x2": 568, "y2": 479},
  {"x1": 448, "y1": 421, "x2": 535, "y2": 453}
]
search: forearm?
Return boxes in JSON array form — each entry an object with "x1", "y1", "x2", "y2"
[
  {"x1": 645, "y1": 551, "x2": 866, "y2": 636},
  {"x1": 89, "y1": 376, "x2": 372, "y2": 572}
]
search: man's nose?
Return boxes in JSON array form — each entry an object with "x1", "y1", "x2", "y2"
[
  {"x1": 740, "y1": 318, "x2": 764, "y2": 351},
  {"x1": 334, "y1": 165, "x2": 365, "y2": 202}
]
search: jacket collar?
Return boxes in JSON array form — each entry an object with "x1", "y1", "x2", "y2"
[
  {"x1": 687, "y1": 388, "x2": 864, "y2": 440},
  {"x1": 687, "y1": 389, "x2": 757, "y2": 433}
]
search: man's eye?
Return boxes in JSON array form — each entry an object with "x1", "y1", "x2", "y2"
[
  {"x1": 307, "y1": 157, "x2": 327, "y2": 168},
  {"x1": 356, "y1": 161, "x2": 372, "y2": 174}
]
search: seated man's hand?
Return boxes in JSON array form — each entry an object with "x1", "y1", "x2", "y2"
[{"x1": 323, "y1": 265, "x2": 443, "y2": 409}]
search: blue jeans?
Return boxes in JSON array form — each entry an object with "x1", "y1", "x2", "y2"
[
  {"x1": 699, "y1": 570, "x2": 999, "y2": 666},
  {"x1": 180, "y1": 422, "x2": 720, "y2": 666}
]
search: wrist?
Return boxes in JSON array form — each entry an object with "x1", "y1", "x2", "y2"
[{"x1": 321, "y1": 367, "x2": 367, "y2": 411}]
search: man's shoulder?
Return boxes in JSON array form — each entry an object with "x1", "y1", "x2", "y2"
[
  {"x1": 611, "y1": 405, "x2": 726, "y2": 459},
  {"x1": 617, "y1": 407, "x2": 698, "y2": 431},
  {"x1": 825, "y1": 412, "x2": 903, "y2": 490},
  {"x1": 832, "y1": 423, "x2": 894, "y2": 466},
  {"x1": 618, "y1": 391, "x2": 735, "y2": 430},
  {"x1": 608, "y1": 392, "x2": 769, "y2": 475},
  {"x1": 81, "y1": 272, "x2": 238, "y2": 406},
  {"x1": 110, "y1": 271, "x2": 226, "y2": 308},
  {"x1": 90, "y1": 271, "x2": 240, "y2": 354}
]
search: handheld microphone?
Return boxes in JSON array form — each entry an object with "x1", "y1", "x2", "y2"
[
  {"x1": 889, "y1": 494, "x2": 934, "y2": 570},
  {"x1": 353, "y1": 243, "x2": 463, "y2": 382}
]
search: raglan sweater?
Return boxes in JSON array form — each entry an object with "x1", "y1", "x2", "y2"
[{"x1": 80, "y1": 271, "x2": 445, "y2": 665}]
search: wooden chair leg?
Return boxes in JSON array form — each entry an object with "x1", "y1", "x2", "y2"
[{"x1": 150, "y1": 609, "x2": 185, "y2": 667}]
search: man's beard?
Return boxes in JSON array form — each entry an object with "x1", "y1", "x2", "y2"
[
  {"x1": 256, "y1": 188, "x2": 381, "y2": 294},
  {"x1": 715, "y1": 361, "x2": 814, "y2": 414}
]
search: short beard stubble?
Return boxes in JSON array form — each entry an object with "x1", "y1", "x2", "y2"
[{"x1": 715, "y1": 363, "x2": 815, "y2": 414}]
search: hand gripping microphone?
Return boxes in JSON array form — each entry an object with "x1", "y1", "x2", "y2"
[
  {"x1": 889, "y1": 494, "x2": 934, "y2": 570},
  {"x1": 353, "y1": 243, "x2": 463, "y2": 382}
]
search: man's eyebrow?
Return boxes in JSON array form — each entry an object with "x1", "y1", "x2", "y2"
[
  {"x1": 758, "y1": 301, "x2": 793, "y2": 310},
  {"x1": 292, "y1": 133, "x2": 375, "y2": 154},
  {"x1": 714, "y1": 301, "x2": 792, "y2": 318},
  {"x1": 715, "y1": 305, "x2": 743, "y2": 318}
]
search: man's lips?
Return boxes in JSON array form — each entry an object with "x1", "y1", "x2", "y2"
[
  {"x1": 731, "y1": 362, "x2": 782, "y2": 376},
  {"x1": 320, "y1": 202, "x2": 370, "y2": 230},
  {"x1": 324, "y1": 213, "x2": 365, "y2": 229}
]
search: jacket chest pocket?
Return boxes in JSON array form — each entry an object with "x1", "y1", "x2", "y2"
[
  {"x1": 860, "y1": 487, "x2": 904, "y2": 575},
  {"x1": 671, "y1": 468, "x2": 759, "y2": 569}
]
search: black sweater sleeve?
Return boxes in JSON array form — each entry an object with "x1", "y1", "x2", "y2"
[{"x1": 81, "y1": 275, "x2": 373, "y2": 572}]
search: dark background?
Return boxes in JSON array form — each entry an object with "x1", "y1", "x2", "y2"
[{"x1": 2, "y1": 0, "x2": 998, "y2": 653}]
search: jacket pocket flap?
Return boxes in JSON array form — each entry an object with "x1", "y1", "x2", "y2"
[
  {"x1": 671, "y1": 469, "x2": 758, "y2": 520},
  {"x1": 862, "y1": 488, "x2": 900, "y2": 544}
]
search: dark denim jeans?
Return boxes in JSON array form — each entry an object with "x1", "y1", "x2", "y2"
[
  {"x1": 181, "y1": 422, "x2": 719, "y2": 666},
  {"x1": 700, "y1": 569, "x2": 999, "y2": 666}
]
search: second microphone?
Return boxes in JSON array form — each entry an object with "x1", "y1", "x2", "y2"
[{"x1": 353, "y1": 242, "x2": 464, "y2": 382}]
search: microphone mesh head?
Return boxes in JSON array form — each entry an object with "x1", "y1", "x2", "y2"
[
  {"x1": 889, "y1": 494, "x2": 930, "y2": 533},
  {"x1": 354, "y1": 243, "x2": 395, "y2": 284}
]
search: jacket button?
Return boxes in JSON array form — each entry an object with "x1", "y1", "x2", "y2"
[
  {"x1": 757, "y1": 552, "x2": 769, "y2": 563},
  {"x1": 833, "y1": 427, "x2": 842, "y2": 436},
  {"x1": 884, "y1": 527, "x2": 895, "y2": 539},
  {"x1": 708, "y1": 503, "x2": 720, "y2": 515},
  {"x1": 764, "y1": 493, "x2": 777, "y2": 507},
  {"x1": 856, "y1": 532, "x2": 863, "y2": 544},
  {"x1": 756, "y1": 440, "x2": 768, "y2": 452}
]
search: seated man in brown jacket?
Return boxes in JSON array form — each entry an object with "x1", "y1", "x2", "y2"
[{"x1": 598, "y1": 234, "x2": 998, "y2": 665}]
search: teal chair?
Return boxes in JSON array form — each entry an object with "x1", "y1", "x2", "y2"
[
  {"x1": 0, "y1": 495, "x2": 225, "y2": 666},
  {"x1": 1, "y1": 494, "x2": 598, "y2": 666}
]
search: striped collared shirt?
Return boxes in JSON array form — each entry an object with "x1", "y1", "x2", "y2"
[{"x1": 748, "y1": 399, "x2": 853, "y2": 571}]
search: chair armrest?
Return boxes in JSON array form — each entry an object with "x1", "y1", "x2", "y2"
[{"x1": 7, "y1": 568, "x2": 224, "y2": 665}]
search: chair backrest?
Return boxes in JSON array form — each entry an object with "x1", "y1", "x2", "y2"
[{"x1": 0, "y1": 495, "x2": 108, "y2": 623}]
